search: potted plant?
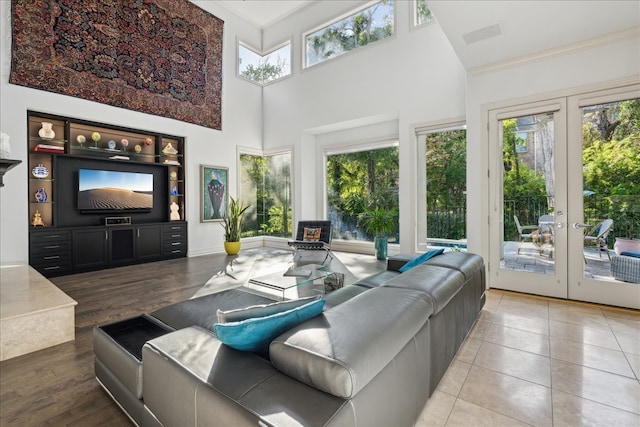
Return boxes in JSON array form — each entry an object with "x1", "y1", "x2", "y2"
[
  {"x1": 221, "y1": 196, "x2": 250, "y2": 255},
  {"x1": 359, "y1": 207, "x2": 397, "y2": 260}
]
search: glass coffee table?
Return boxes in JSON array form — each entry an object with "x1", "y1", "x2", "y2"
[{"x1": 247, "y1": 264, "x2": 340, "y2": 300}]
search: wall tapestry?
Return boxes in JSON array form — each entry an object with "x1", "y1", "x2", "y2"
[{"x1": 10, "y1": 0, "x2": 223, "y2": 130}]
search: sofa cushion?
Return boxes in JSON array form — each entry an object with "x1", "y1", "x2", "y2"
[
  {"x1": 269, "y1": 286, "x2": 432, "y2": 399},
  {"x1": 384, "y1": 264, "x2": 464, "y2": 314},
  {"x1": 424, "y1": 251, "x2": 484, "y2": 279},
  {"x1": 323, "y1": 284, "x2": 369, "y2": 309},
  {"x1": 213, "y1": 299, "x2": 325, "y2": 352},
  {"x1": 353, "y1": 270, "x2": 400, "y2": 288},
  {"x1": 216, "y1": 295, "x2": 320, "y2": 323},
  {"x1": 150, "y1": 288, "x2": 275, "y2": 330},
  {"x1": 399, "y1": 249, "x2": 444, "y2": 273}
]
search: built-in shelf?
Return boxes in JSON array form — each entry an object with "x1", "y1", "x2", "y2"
[{"x1": 26, "y1": 111, "x2": 188, "y2": 277}]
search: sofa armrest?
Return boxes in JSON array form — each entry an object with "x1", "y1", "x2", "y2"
[{"x1": 387, "y1": 254, "x2": 414, "y2": 271}]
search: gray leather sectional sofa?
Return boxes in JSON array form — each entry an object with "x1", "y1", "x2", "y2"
[{"x1": 93, "y1": 251, "x2": 485, "y2": 426}]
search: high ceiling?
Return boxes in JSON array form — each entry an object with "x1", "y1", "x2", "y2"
[
  {"x1": 209, "y1": 1, "x2": 640, "y2": 71},
  {"x1": 216, "y1": 0, "x2": 312, "y2": 29}
]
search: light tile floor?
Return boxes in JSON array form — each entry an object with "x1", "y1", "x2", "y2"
[{"x1": 415, "y1": 289, "x2": 640, "y2": 427}]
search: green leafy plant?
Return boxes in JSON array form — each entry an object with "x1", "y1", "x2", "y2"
[
  {"x1": 358, "y1": 208, "x2": 397, "y2": 237},
  {"x1": 221, "y1": 197, "x2": 251, "y2": 242}
]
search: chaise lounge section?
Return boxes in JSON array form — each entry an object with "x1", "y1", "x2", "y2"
[{"x1": 94, "y1": 251, "x2": 485, "y2": 426}]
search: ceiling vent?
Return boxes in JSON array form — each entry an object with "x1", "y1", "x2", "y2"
[{"x1": 462, "y1": 23, "x2": 502, "y2": 44}]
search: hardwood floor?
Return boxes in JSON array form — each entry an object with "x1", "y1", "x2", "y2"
[
  {"x1": 0, "y1": 249, "x2": 385, "y2": 426},
  {"x1": 0, "y1": 252, "x2": 236, "y2": 426}
]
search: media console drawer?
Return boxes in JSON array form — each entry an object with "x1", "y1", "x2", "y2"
[
  {"x1": 163, "y1": 222, "x2": 187, "y2": 257},
  {"x1": 29, "y1": 230, "x2": 72, "y2": 276}
]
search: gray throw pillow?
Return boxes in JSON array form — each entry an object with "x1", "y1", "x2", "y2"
[{"x1": 217, "y1": 295, "x2": 321, "y2": 323}]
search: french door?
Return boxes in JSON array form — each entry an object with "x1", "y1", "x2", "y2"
[{"x1": 488, "y1": 84, "x2": 640, "y2": 309}]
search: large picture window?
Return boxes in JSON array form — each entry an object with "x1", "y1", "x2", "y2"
[
  {"x1": 325, "y1": 143, "x2": 399, "y2": 242},
  {"x1": 238, "y1": 41, "x2": 291, "y2": 85},
  {"x1": 416, "y1": 124, "x2": 467, "y2": 250},
  {"x1": 304, "y1": 0, "x2": 394, "y2": 68},
  {"x1": 239, "y1": 150, "x2": 292, "y2": 237}
]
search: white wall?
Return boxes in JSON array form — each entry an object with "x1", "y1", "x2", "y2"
[
  {"x1": 465, "y1": 35, "x2": 640, "y2": 261},
  {"x1": 0, "y1": 1, "x2": 263, "y2": 265},
  {"x1": 261, "y1": 0, "x2": 467, "y2": 254}
]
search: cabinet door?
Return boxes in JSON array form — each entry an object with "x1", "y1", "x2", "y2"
[
  {"x1": 73, "y1": 229, "x2": 108, "y2": 269},
  {"x1": 110, "y1": 227, "x2": 135, "y2": 264},
  {"x1": 136, "y1": 225, "x2": 163, "y2": 260}
]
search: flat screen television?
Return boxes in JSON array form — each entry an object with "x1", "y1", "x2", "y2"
[{"x1": 78, "y1": 168, "x2": 154, "y2": 212}]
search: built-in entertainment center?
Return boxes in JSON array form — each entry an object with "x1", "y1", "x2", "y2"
[{"x1": 27, "y1": 111, "x2": 187, "y2": 277}]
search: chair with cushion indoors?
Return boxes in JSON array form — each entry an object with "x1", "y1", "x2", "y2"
[
  {"x1": 584, "y1": 219, "x2": 613, "y2": 262},
  {"x1": 514, "y1": 215, "x2": 539, "y2": 254},
  {"x1": 288, "y1": 220, "x2": 334, "y2": 264}
]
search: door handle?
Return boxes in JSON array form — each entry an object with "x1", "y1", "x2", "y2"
[{"x1": 572, "y1": 223, "x2": 590, "y2": 229}]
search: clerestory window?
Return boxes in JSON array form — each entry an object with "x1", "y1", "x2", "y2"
[
  {"x1": 414, "y1": 0, "x2": 434, "y2": 27},
  {"x1": 304, "y1": 0, "x2": 394, "y2": 68},
  {"x1": 238, "y1": 41, "x2": 291, "y2": 86}
]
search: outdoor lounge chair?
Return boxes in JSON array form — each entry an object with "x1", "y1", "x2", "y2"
[
  {"x1": 288, "y1": 220, "x2": 334, "y2": 264},
  {"x1": 584, "y1": 219, "x2": 613, "y2": 262},
  {"x1": 514, "y1": 215, "x2": 539, "y2": 254}
]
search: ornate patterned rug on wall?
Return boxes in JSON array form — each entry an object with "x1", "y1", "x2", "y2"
[{"x1": 10, "y1": 0, "x2": 223, "y2": 130}]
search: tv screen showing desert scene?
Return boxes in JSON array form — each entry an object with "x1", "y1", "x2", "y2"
[{"x1": 78, "y1": 169, "x2": 153, "y2": 211}]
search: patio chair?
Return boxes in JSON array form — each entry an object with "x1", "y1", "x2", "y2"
[
  {"x1": 288, "y1": 220, "x2": 334, "y2": 264},
  {"x1": 514, "y1": 215, "x2": 539, "y2": 254},
  {"x1": 584, "y1": 219, "x2": 613, "y2": 262}
]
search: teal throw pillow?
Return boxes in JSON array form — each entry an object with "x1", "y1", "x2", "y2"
[
  {"x1": 213, "y1": 299, "x2": 325, "y2": 352},
  {"x1": 217, "y1": 295, "x2": 320, "y2": 323},
  {"x1": 399, "y1": 249, "x2": 445, "y2": 273}
]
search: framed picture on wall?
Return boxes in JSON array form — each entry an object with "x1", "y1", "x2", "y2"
[{"x1": 200, "y1": 165, "x2": 228, "y2": 222}]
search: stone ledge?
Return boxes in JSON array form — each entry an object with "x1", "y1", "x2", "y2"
[{"x1": 0, "y1": 264, "x2": 77, "y2": 361}]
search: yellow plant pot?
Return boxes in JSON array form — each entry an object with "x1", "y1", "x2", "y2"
[{"x1": 224, "y1": 241, "x2": 241, "y2": 255}]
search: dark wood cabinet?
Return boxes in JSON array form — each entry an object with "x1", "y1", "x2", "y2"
[
  {"x1": 27, "y1": 110, "x2": 188, "y2": 277},
  {"x1": 32, "y1": 222, "x2": 187, "y2": 277},
  {"x1": 110, "y1": 228, "x2": 136, "y2": 264},
  {"x1": 136, "y1": 225, "x2": 163, "y2": 261},
  {"x1": 72, "y1": 228, "x2": 109, "y2": 270},
  {"x1": 163, "y1": 222, "x2": 188, "y2": 257},
  {"x1": 29, "y1": 230, "x2": 72, "y2": 276}
]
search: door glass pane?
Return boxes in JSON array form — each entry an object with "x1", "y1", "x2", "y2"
[
  {"x1": 581, "y1": 99, "x2": 640, "y2": 282},
  {"x1": 500, "y1": 113, "x2": 556, "y2": 275}
]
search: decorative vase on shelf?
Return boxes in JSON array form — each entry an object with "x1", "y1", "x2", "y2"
[
  {"x1": 34, "y1": 188, "x2": 47, "y2": 203},
  {"x1": 38, "y1": 122, "x2": 55, "y2": 140},
  {"x1": 170, "y1": 202, "x2": 180, "y2": 221},
  {"x1": 32, "y1": 163, "x2": 49, "y2": 178}
]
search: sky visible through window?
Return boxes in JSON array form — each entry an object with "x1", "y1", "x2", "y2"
[{"x1": 238, "y1": 43, "x2": 291, "y2": 85}]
